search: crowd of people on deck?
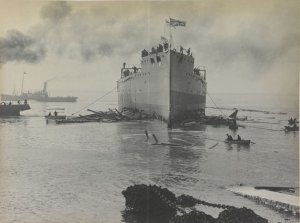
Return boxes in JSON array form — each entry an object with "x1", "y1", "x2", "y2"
[
  {"x1": 141, "y1": 43, "x2": 194, "y2": 58},
  {"x1": 1, "y1": 100, "x2": 27, "y2": 106},
  {"x1": 141, "y1": 43, "x2": 169, "y2": 57}
]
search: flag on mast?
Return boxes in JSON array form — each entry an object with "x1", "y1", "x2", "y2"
[{"x1": 166, "y1": 18, "x2": 186, "y2": 27}]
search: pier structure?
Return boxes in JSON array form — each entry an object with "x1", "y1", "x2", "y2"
[{"x1": 228, "y1": 186, "x2": 299, "y2": 216}]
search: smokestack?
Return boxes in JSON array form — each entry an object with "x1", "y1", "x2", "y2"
[{"x1": 43, "y1": 82, "x2": 48, "y2": 93}]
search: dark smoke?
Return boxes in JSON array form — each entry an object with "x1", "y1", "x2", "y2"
[
  {"x1": 0, "y1": 30, "x2": 46, "y2": 65},
  {"x1": 40, "y1": 1, "x2": 71, "y2": 22}
]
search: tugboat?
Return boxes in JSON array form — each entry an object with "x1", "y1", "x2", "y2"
[
  {"x1": 0, "y1": 100, "x2": 30, "y2": 116},
  {"x1": 22, "y1": 82, "x2": 78, "y2": 102},
  {"x1": 1, "y1": 74, "x2": 78, "y2": 103}
]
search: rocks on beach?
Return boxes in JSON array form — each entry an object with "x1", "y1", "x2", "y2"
[{"x1": 122, "y1": 184, "x2": 268, "y2": 223}]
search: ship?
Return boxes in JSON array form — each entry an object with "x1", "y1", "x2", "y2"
[
  {"x1": 0, "y1": 94, "x2": 23, "y2": 101},
  {"x1": 117, "y1": 18, "x2": 207, "y2": 126},
  {"x1": 1, "y1": 81, "x2": 78, "y2": 102},
  {"x1": 0, "y1": 101, "x2": 30, "y2": 116}
]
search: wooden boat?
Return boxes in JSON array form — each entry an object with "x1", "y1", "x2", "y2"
[
  {"x1": 0, "y1": 101, "x2": 30, "y2": 116},
  {"x1": 55, "y1": 119, "x2": 96, "y2": 124},
  {"x1": 45, "y1": 108, "x2": 66, "y2": 121},
  {"x1": 225, "y1": 139, "x2": 251, "y2": 145},
  {"x1": 288, "y1": 119, "x2": 299, "y2": 125},
  {"x1": 44, "y1": 115, "x2": 66, "y2": 120},
  {"x1": 285, "y1": 126, "x2": 299, "y2": 132}
]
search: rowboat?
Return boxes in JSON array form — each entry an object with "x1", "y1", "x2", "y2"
[
  {"x1": 285, "y1": 126, "x2": 299, "y2": 132},
  {"x1": 45, "y1": 108, "x2": 66, "y2": 122},
  {"x1": 225, "y1": 139, "x2": 251, "y2": 146},
  {"x1": 45, "y1": 115, "x2": 66, "y2": 119},
  {"x1": 288, "y1": 119, "x2": 299, "y2": 125}
]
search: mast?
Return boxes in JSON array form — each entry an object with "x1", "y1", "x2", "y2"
[
  {"x1": 21, "y1": 72, "x2": 26, "y2": 94},
  {"x1": 165, "y1": 18, "x2": 186, "y2": 127}
]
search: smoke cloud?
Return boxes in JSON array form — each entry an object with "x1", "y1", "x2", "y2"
[
  {"x1": 0, "y1": 0, "x2": 298, "y2": 94},
  {"x1": 0, "y1": 30, "x2": 46, "y2": 64},
  {"x1": 40, "y1": 1, "x2": 71, "y2": 22}
]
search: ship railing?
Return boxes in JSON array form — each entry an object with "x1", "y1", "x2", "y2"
[
  {"x1": 121, "y1": 67, "x2": 141, "y2": 78},
  {"x1": 172, "y1": 45, "x2": 193, "y2": 57},
  {"x1": 142, "y1": 43, "x2": 169, "y2": 57}
]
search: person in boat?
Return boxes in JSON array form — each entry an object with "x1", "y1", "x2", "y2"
[
  {"x1": 54, "y1": 110, "x2": 57, "y2": 116},
  {"x1": 133, "y1": 66, "x2": 138, "y2": 73},
  {"x1": 48, "y1": 112, "x2": 52, "y2": 116},
  {"x1": 24, "y1": 99, "x2": 27, "y2": 105},
  {"x1": 226, "y1": 134, "x2": 233, "y2": 141},
  {"x1": 237, "y1": 135, "x2": 241, "y2": 141}
]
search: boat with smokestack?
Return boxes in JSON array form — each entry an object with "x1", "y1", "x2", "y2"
[
  {"x1": 23, "y1": 82, "x2": 78, "y2": 102},
  {"x1": 1, "y1": 81, "x2": 78, "y2": 102}
]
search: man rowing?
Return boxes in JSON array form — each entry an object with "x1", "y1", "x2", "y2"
[{"x1": 226, "y1": 134, "x2": 233, "y2": 141}]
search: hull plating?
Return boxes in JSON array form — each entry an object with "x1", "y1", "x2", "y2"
[{"x1": 117, "y1": 50, "x2": 206, "y2": 123}]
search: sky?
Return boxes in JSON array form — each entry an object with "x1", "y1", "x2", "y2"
[{"x1": 0, "y1": 0, "x2": 299, "y2": 97}]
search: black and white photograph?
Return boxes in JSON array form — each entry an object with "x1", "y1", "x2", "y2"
[{"x1": 0, "y1": 0, "x2": 299, "y2": 222}]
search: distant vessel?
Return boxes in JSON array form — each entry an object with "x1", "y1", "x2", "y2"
[
  {"x1": 0, "y1": 94, "x2": 23, "y2": 101},
  {"x1": 1, "y1": 81, "x2": 78, "y2": 102},
  {"x1": 0, "y1": 101, "x2": 30, "y2": 116},
  {"x1": 117, "y1": 18, "x2": 207, "y2": 126}
]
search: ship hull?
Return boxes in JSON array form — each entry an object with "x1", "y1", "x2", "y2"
[
  {"x1": 117, "y1": 50, "x2": 206, "y2": 124},
  {"x1": 33, "y1": 97, "x2": 78, "y2": 102}
]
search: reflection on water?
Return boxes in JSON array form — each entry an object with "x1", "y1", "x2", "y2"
[
  {"x1": 0, "y1": 96, "x2": 299, "y2": 223},
  {"x1": 0, "y1": 116, "x2": 28, "y2": 125}
]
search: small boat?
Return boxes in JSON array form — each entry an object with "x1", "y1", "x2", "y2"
[
  {"x1": 55, "y1": 119, "x2": 96, "y2": 124},
  {"x1": 45, "y1": 115, "x2": 66, "y2": 120},
  {"x1": 288, "y1": 119, "x2": 299, "y2": 125},
  {"x1": 225, "y1": 139, "x2": 251, "y2": 146},
  {"x1": 45, "y1": 108, "x2": 66, "y2": 123},
  {"x1": 285, "y1": 126, "x2": 299, "y2": 132}
]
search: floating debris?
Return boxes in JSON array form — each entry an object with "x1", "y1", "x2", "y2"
[{"x1": 55, "y1": 108, "x2": 154, "y2": 124}]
